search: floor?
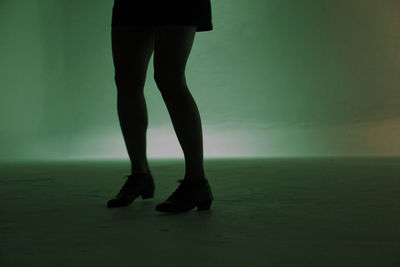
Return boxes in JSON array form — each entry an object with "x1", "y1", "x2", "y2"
[{"x1": 0, "y1": 157, "x2": 399, "y2": 267}]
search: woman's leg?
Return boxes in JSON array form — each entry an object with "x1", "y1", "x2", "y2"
[
  {"x1": 153, "y1": 24, "x2": 206, "y2": 180},
  {"x1": 111, "y1": 24, "x2": 155, "y2": 174}
]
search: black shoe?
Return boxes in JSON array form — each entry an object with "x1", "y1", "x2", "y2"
[
  {"x1": 107, "y1": 171, "x2": 155, "y2": 208},
  {"x1": 155, "y1": 178, "x2": 213, "y2": 212}
]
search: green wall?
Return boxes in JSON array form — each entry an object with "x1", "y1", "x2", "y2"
[{"x1": 1, "y1": 0, "x2": 399, "y2": 161}]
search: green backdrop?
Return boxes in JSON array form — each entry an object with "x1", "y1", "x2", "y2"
[{"x1": 1, "y1": 0, "x2": 399, "y2": 161}]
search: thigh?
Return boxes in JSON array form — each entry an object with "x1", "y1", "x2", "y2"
[
  {"x1": 111, "y1": 24, "x2": 156, "y2": 88},
  {"x1": 153, "y1": 24, "x2": 196, "y2": 86}
]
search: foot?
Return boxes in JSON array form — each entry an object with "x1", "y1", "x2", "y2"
[
  {"x1": 155, "y1": 178, "x2": 213, "y2": 212},
  {"x1": 107, "y1": 171, "x2": 155, "y2": 208}
]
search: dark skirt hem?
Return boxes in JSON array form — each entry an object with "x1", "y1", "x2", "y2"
[{"x1": 111, "y1": 0, "x2": 213, "y2": 32}]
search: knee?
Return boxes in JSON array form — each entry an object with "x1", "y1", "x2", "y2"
[
  {"x1": 154, "y1": 72, "x2": 187, "y2": 95},
  {"x1": 114, "y1": 72, "x2": 146, "y2": 95}
]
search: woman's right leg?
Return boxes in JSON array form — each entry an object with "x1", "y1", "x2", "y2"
[{"x1": 111, "y1": 24, "x2": 155, "y2": 174}]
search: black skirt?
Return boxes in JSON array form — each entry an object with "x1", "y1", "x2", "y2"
[{"x1": 111, "y1": 0, "x2": 213, "y2": 32}]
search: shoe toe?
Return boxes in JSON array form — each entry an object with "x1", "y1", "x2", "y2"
[
  {"x1": 155, "y1": 200, "x2": 195, "y2": 212},
  {"x1": 155, "y1": 201, "x2": 170, "y2": 211},
  {"x1": 107, "y1": 200, "x2": 116, "y2": 208}
]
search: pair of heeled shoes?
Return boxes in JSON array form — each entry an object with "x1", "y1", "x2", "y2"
[{"x1": 107, "y1": 171, "x2": 213, "y2": 212}]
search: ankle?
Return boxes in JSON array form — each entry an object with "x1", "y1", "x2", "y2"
[
  {"x1": 131, "y1": 165, "x2": 150, "y2": 174},
  {"x1": 184, "y1": 175, "x2": 206, "y2": 181},
  {"x1": 131, "y1": 169, "x2": 150, "y2": 175}
]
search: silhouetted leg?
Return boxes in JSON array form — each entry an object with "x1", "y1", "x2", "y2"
[
  {"x1": 111, "y1": 25, "x2": 155, "y2": 174},
  {"x1": 153, "y1": 24, "x2": 206, "y2": 180}
]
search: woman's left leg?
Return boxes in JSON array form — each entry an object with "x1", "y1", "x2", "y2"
[{"x1": 153, "y1": 24, "x2": 205, "y2": 180}]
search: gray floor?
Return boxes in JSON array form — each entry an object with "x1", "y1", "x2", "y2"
[{"x1": 0, "y1": 157, "x2": 399, "y2": 267}]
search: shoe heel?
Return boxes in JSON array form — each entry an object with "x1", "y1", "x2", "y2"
[
  {"x1": 197, "y1": 199, "x2": 212, "y2": 210},
  {"x1": 141, "y1": 186, "x2": 154, "y2": 199}
]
